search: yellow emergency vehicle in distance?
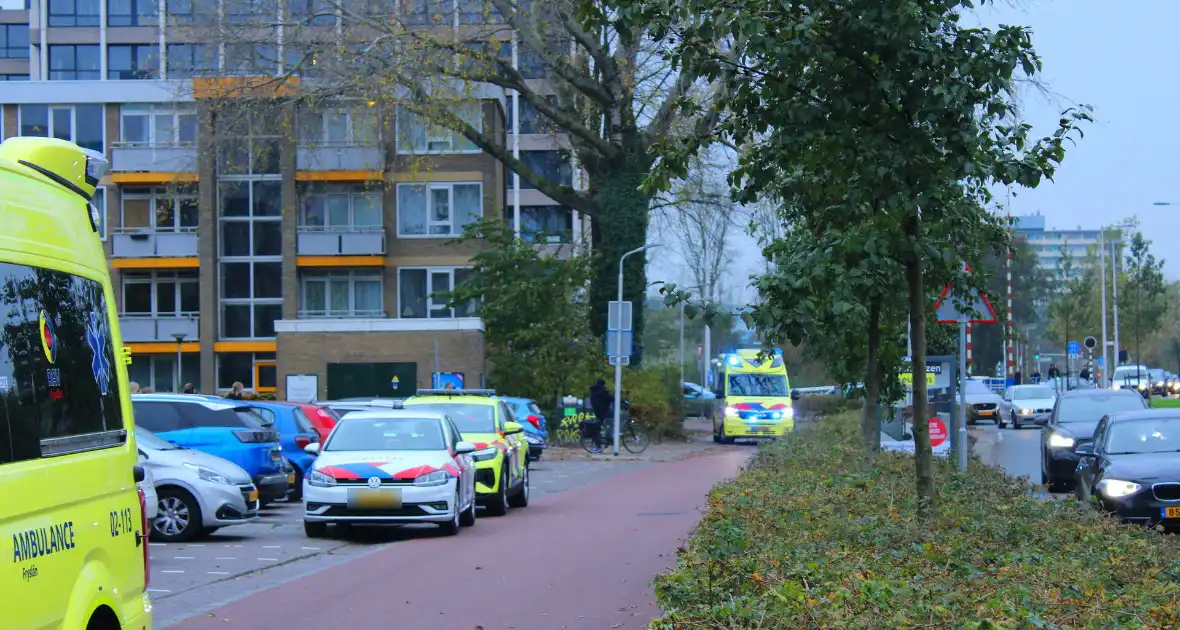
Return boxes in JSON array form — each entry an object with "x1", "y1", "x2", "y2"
[
  {"x1": 0, "y1": 137, "x2": 153, "y2": 629},
  {"x1": 710, "y1": 347, "x2": 794, "y2": 443}
]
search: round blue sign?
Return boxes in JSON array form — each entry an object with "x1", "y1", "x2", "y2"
[{"x1": 1067, "y1": 341, "x2": 1081, "y2": 355}]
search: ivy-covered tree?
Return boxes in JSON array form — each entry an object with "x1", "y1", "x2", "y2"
[
  {"x1": 626, "y1": 0, "x2": 1090, "y2": 517},
  {"x1": 440, "y1": 219, "x2": 604, "y2": 407}
]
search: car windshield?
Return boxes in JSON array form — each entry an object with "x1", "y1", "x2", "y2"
[
  {"x1": 1114, "y1": 366, "x2": 1148, "y2": 380},
  {"x1": 325, "y1": 417, "x2": 446, "y2": 451},
  {"x1": 1106, "y1": 417, "x2": 1180, "y2": 455},
  {"x1": 727, "y1": 374, "x2": 788, "y2": 396},
  {"x1": 1057, "y1": 394, "x2": 1146, "y2": 423},
  {"x1": 135, "y1": 428, "x2": 178, "y2": 450},
  {"x1": 407, "y1": 403, "x2": 496, "y2": 433},
  {"x1": 1150, "y1": 369, "x2": 1167, "y2": 381},
  {"x1": 964, "y1": 381, "x2": 991, "y2": 396},
  {"x1": 1013, "y1": 386, "x2": 1054, "y2": 400}
]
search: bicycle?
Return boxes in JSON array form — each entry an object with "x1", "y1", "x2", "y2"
[{"x1": 580, "y1": 403, "x2": 650, "y2": 454}]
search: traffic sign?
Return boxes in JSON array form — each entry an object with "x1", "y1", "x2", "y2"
[
  {"x1": 929, "y1": 417, "x2": 948, "y2": 447},
  {"x1": 1067, "y1": 341, "x2": 1080, "y2": 355},
  {"x1": 1084, "y1": 336, "x2": 1098, "y2": 350},
  {"x1": 606, "y1": 300, "x2": 634, "y2": 358},
  {"x1": 1097, "y1": 357, "x2": 1105, "y2": 366},
  {"x1": 934, "y1": 264, "x2": 998, "y2": 324}
]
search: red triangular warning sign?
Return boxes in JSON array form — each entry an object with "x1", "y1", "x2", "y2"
[{"x1": 933, "y1": 264, "x2": 998, "y2": 324}]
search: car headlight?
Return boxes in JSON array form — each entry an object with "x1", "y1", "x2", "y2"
[
  {"x1": 1048, "y1": 433, "x2": 1076, "y2": 449},
  {"x1": 724, "y1": 406, "x2": 740, "y2": 418},
  {"x1": 307, "y1": 469, "x2": 337, "y2": 487},
  {"x1": 184, "y1": 463, "x2": 231, "y2": 485},
  {"x1": 471, "y1": 447, "x2": 499, "y2": 462},
  {"x1": 1138, "y1": 382, "x2": 1147, "y2": 390},
  {"x1": 1096, "y1": 479, "x2": 1142, "y2": 498},
  {"x1": 413, "y1": 470, "x2": 450, "y2": 486},
  {"x1": 1019, "y1": 408, "x2": 1034, "y2": 416},
  {"x1": 1112, "y1": 383, "x2": 1121, "y2": 390}
]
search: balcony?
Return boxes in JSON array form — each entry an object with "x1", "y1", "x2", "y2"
[
  {"x1": 111, "y1": 228, "x2": 200, "y2": 258},
  {"x1": 119, "y1": 314, "x2": 200, "y2": 343},
  {"x1": 296, "y1": 145, "x2": 383, "y2": 171},
  {"x1": 296, "y1": 227, "x2": 386, "y2": 256},
  {"x1": 110, "y1": 144, "x2": 199, "y2": 172},
  {"x1": 297, "y1": 310, "x2": 386, "y2": 319}
]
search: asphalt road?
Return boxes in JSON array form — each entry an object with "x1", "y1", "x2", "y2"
[
  {"x1": 154, "y1": 452, "x2": 744, "y2": 628},
  {"x1": 969, "y1": 423, "x2": 1065, "y2": 501}
]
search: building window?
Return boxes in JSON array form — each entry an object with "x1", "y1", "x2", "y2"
[
  {"x1": 107, "y1": 0, "x2": 159, "y2": 26},
  {"x1": 217, "y1": 109, "x2": 282, "y2": 176},
  {"x1": 128, "y1": 355, "x2": 200, "y2": 394},
  {"x1": 224, "y1": 43, "x2": 278, "y2": 76},
  {"x1": 224, "y1": 0, "x2": 278, "y2": 23},
  {"x1": 166, "y1": 44, "x2": 214, "y2": 78},
  {"x1": 108, "y1": 44, "x2": 160, "y2": 80},
  {"x1": 218, "y1": 181, "x2": 283, "y2": 339},
  {"x1": 121, "y1": 186, "x2": 199, "y2": 231},
  {"x1": 18, "y1": 104, "x2": 105, "y2": 153},
  {"x1": 92, "y1": 187, "x2": 107, "y2": 241},
  {"x1": 506, "y1": 95, "x2": 559, "y2": 134},
  {"x1": 299, "y1": 184, "x2": 382, "y2": 228},
  {"x1": 457, "y1": 0, "x2": 499, "y2": 24},
  {"x1": 513, "y1": 205, "x2": 573, "y2": 244},
  {"x1": 216, "y1": 352, "x2": 275, "y2": 391},
  {"x1": 396, "y1": 102, "x2": 482, "y2": 154},
  {"x1": 48, "y1": 0, "x2": 100, "y2": 26},
  {"x1": 396, "y1": 182, "x2": 482, "y2": 237},
  {"x1": 48, "y1": 45, "x2": 101, "y2": 80},
  {"x1": 168, "y1": 0, "x2": 201, "y2": 25},
  {"x1": 516, "y1": 150, "x2": 573, "y2": 190},
  {"x1": 288, "y1": 0, "x2": 336, "y2": 25},
  {"x1": 298, "y1": 105, "x2": 379, "y2": 146},
  {"x1": 398, "y1": 267, "x2": 477, "y2": 319},
  {"x1": 120, "y1": 103, "x2": 198, "y2": 147},
  {"x1": 0, "y1": 25, "x2": 29, "y2": 59},
  {"x1": 402, "y1": 0, "x2": 451, "y2": 25},
  {"x1": 300, "y1": 271, "x2": 383, "y2": 318},
  {"x1": 0, "y1": 74, "x2": 30, "y2": 81},
  {"x1": 122, "y1": 270, "x2": 199, "y2": 316}
]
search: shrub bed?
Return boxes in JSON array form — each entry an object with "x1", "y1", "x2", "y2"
[
  {"x1": 623, "y1": 364, "x2": 687, "y2": 441},
  {"x1": 651, "y1": 411, "x2": 1180, "y2": 629},
  {"x1": 792, "y1": 394, "x2": 860, "y2": 420}
]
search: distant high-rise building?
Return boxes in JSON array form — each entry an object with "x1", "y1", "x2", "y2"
[{"x1": 1013, "y1": 213, "x2": 1122, "y2": 279}]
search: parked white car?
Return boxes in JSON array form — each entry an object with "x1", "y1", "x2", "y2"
[
  {"x1": 303, "y1": 410, "x2": 478, "y2": 538},
  {"x1": 137, "y1": 450, "x2": 158, "y2": 520},
  {"x1": 999, "y1": 384, "x2": 1057, "y2": 430},
  {"x1": 137, "y1": 427, "x2": 261, "y2": 542}
]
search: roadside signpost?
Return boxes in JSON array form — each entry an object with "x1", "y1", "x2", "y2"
[
  {"x1": 928, "y1": 417, "x2": 948, "y2": 448},
  {"x1": 934, "y1": 264, "x2": 998, "y2": 472}
]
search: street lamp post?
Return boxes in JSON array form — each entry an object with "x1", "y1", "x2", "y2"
[
  {"x1": 171, "y1": 332, "x2": 187, "y2": 393},
  {"x1": 613, "y1": 243, "x2": 661, "y2": 457}
]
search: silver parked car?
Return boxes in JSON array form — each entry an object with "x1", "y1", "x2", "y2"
[{"x1": 137, "y1": 427, "x2": 261, "y2": 542}]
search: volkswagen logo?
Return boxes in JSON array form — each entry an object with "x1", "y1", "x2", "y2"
[{"x1": 367, "y1": 476, "x2": 382, "y2": 488}]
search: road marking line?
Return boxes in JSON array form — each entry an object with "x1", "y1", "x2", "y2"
[
  {"x1": 147, "y1": 589, "x2": 171, "y2": 593},
  {"x1": 149, "y1": 543, "x2": 167, "y2": 547},
  {"x1": 263, "y1": 545, "x2": 282, "y2": 549},
  {"x1": 257, "y1": 557, "x2": 278, "y2": 561},
  {"x1": 161, "y1": 570, "x2": 185, "y2": 574},
  {"x1": 207, "y1": 571, "x2": 231, "y2": 575},
  {"x1": 173, "y1": 556, "x2": 195, "y2": 560},
  {"x1": 215, "y1": 557, "x2": 236, "y2": 560},
  {"x1": 187, "y1": 544, "x2": 206, "y2": 547},
  {"x1": 300, "y1": 546, "x2": 320, "y2": 551}
]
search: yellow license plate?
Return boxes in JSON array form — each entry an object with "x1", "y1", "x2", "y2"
[
  {"x1": 248, "y1": 490, "x2": 258, "y2": 503},
  {"x1": 271, "y1": 451, "x2": 281, "y2": 461},
  {"x1": 977, "y1": 410, "x2": 994, "y2": 416},
  {"x1": 348, "y1": 488, "x2": 402, "y2": 510},
  {"x1": 1163, "y1": 507, "x2": 1180, "y2": 519},
  {"x1": 287, "y1": 473, "x2": 296, "y2": 485}
]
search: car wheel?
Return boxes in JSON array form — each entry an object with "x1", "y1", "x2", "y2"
[
  {"x1": 304, "y1": 521, "x2": 328, "y2": 538},
  {"x1": 460, "y1": 487, "x2": 477, "y2": 527},
  {"x1": 484, "y1": 464, "x2": 510, "y2": 516},
  {"x1": 153, "y1": 488, "x2": 203, "y2": 543},
  {"x1": 712, "y1": 419, "x2": 721, "y2": 444},
  {"x1": 509, "y1": 463, "x2": 530, "y2": 508},
  {"x1": 720, "y1": 422, "x2": 734, "y2": 445},
  {"x1": 1013, "y1": 415, "x2": 1021, "y2": 430},
  {"x1": 439, "y1": 488, "x2": 461, "y2": 536}
]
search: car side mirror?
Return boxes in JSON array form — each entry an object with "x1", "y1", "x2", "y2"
[
  {"x1": 1075, "y1": 442, "x2": 1096, "y2": 456},
  {"x1": 503, "y1": 421, "x2": 524, "y2": 435},
  {"x1": 303, "y1": 442, "x2": 321, "y2": 455},
  {"x1": 454, "y1": 441, "x2": 476, "y2": 455},
  {"x1": 790, "y1": 390, "x2": 800, "y2": 401},
  {"x1": 133, "y1": 464, "x2": 145, "y2": 483}
]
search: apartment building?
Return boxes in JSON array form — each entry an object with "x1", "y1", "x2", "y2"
[
  {"x1": 1015, "y1": 213, "x2": 1122, "y2": 279},
  {"x1": 0, "y1": 0, "x2": 585, "y2": 399}
]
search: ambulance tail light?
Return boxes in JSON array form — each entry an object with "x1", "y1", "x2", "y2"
[{"x1": 137, "y1": 486, "x2": 151, "y2": 588}]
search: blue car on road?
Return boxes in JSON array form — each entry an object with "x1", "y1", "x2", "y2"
[
  {"x1": 502, "y1": 397, "x2": 548, "y2": 461},
  {"x1": 132, "y1": 394, "x2": 289, "y2": 505},
  {"x1": 230, "y1": 400, "x2": 321, "y2": 500}
]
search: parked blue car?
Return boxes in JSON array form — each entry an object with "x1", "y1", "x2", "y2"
[
  {"x1": 230, "y1": 400, "x2": 321, "y2": 500},
  {"x1": 131, "y1": 394, "x2": 289, "y2": 505},
  {"x1": 502, "y1": 397, "x2": 548, "y2": 461}
]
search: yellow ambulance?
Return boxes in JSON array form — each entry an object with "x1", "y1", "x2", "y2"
[
  {"x1": 710, "y1": 347, "x2": 794, "y2": 443},
  {"x1": 0, "y1": 137, "x2": 153, "y2": 629}
]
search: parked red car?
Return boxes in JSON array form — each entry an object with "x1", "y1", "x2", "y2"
[{"x1": 298, "y1": 404, "x2": 339, "y2": 443}]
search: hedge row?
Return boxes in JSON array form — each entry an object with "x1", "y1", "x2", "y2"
[{"x1": 651, "y1": 411, "x2": 1180, "y2": 628}]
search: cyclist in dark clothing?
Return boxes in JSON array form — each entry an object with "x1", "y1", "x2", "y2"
[{"x1": 588, "y1": 379, "x2": 613, "y2": 446}]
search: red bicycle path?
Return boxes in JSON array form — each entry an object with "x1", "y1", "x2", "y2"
[{"x1": 168, "y1": 447, "x2": 751, "y2": 630}]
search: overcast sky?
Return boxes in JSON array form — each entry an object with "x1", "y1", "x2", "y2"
[{"x1": 650, "y1": 0, "x2": 1179, "y2": 303}]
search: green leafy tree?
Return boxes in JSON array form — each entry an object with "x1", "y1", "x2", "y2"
[
  {"x1": 1045, "y1": 242, "x2": 1095, "y2": 372},
  {"x1": 1122, "y1": 231, "x2": 1167, "y2": 365},
  {"x1": 440, "y1": 219, "x2": 604, "y2": 408},
  {"x1": 626, "y1": 0, "x2": 1090, "y2": 517}
]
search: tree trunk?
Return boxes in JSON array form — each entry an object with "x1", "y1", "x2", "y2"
[
  {"x1": 861, "y1": 297, "x2": 882, "y2": 471},
  {"x1": 905, "y1": 215, "x2": 936, "y2": 519},
  {"x1": 587, "y1": 151, "x2": 655, "y2": 366}
]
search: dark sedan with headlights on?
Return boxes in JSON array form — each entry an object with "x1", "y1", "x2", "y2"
[
  {"x1": 1075, "y1": 410, "x2": 1180, "y2": 527},
  {"x1": 1040, "y1": 389, "x2": 1149, "y2": 492}
]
